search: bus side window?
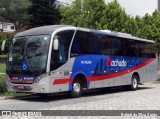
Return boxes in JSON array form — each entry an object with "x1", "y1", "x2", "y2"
[
  {"x1": 121, "y1": 39, "x2": 127, "y2": 56},
  {"x1": 100, "y1": 36, "x2": 111, "y2": 55},
  {"x1": 111, "y1": 38, "x2": 121, "y2": 56},
  {"x1": 71, "y1": 31, "x2": 94, "y2": 56},
  {"x1": 92, "y1": 32, "x2": 101, "y2": 54}
]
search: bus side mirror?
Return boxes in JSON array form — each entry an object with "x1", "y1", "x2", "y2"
[
  {"x1": 53, "y1": 37, "x2": 59, "y2": 50},
  {"x1": 1, "y1": 40, "x2": 6, "y2": 52}
]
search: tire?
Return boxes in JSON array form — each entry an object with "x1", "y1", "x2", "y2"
[
  {"x1": 70, "y1": 78, "x2": 82, "y2": 98},
  {"x1": 130, "y1": 75, "x2": 138, "y2": 91}
]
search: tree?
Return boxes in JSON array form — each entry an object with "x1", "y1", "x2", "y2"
[
  {"x1": 0, "y1": 0, "x2": 30, "y2": 29},
  {"x1": 60, "y1": 0, "x2": 107, "y2": 29},
  {"x1": 135, "y1": 11, "x2": 160, "y2": 44},
  {"x1": 60, "y1": 0, "x2": 130, "y2": 31},
  {"x1": 28, "y1": 0, "x2": 61, "y2": 28},
  {"x1": 103, "y1": 0, "x2": 129, "y2": 32}
]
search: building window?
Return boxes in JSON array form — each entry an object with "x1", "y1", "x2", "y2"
[{"x1": 11, "y1": 26, "x2": 15, "y2": 30}]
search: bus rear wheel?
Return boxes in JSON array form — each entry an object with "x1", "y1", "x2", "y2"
[
  {"x1": 130, "y1": 75, "x2": 138, "y2": 91},
  {"x1": 70, "y1": 78, "x2": 82, "y2": 98}
]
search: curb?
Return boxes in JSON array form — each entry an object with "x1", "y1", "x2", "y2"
[
  {"x1": 0, "y1": 96, "x2": 7, "y2": 100},
  {"x1": 0, "y1": 96, "x2": 13, "y2": 100}
]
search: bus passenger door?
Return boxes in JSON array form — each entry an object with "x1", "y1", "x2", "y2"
[{"x1": 49, "y1": 30, "x2": 75, "y2": 93}]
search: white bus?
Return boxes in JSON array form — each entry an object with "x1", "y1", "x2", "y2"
[{"x1": 4, "y1": 25, "x2": 158, "y2": 98}]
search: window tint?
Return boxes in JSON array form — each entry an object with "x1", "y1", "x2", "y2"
[
  {"x1": 100, "y1": 36, "x2": 111, "y2": 55},
  {"x1": 111, "y1": 37, "x2": 121, "y2": 56},
  {"x1": 92, "y1": 33, "x2": 122, "y2": 56},
  {"x1": 71, "y1": 30, "x2": 156, "y2": 58},
  {"x1": 149, "y1": 43, "x2": 156, "y2": 58},
  {"x1": 50, "y1": 30, "x2": 74, "y2": 71},
  {"x1": 71, "y1": 31, "x2": 96, "y2": 57}
]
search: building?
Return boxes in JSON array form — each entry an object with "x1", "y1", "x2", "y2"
[{"x1": 0, "y1": 17, "x2": 16, "y2": 33}]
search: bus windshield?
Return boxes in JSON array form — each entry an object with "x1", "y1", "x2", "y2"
[{"x1": 7, "y1": 35, "x2": 50, "y2": 71}]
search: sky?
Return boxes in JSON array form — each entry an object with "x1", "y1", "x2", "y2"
[{"x1": 58, "y1": 0, "x2": 158, "y2": 17}]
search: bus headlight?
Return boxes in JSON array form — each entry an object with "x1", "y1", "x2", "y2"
[{"x1": 34, "y1": 73, "x2": 50, "y2": 83}]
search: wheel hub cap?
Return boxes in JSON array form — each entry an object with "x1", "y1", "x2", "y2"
[
  {"x1": 73, "y1": 83, "x2": 80, "y2": 93},
  {"x1": 133, "y1": 78, "x2": 137, "y2": 88}
]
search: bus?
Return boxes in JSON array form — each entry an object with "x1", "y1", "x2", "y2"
[{"x1": 4, "y1": 25, "x2": 158, "y2": 98}]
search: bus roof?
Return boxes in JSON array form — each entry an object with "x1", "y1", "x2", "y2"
[
  {"x1": 95, "y1": 29, "x2": 155, "y2": 43},
  {"x1": 77, "y1": 27, "x2": 155, "y2": 43},
  {"x1": 14, "y1": 25, "x2": 155, "y2": 43},
  {"x1": 14, "y1": 25, "x2": 75, "y2": 38}
]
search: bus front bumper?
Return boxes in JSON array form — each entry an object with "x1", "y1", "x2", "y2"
[{"x1": 5, "y1": 75, "x2": 51, "y2": 94}]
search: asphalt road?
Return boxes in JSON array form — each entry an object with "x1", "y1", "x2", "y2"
[{"x1": 0, "y1": 81, "x2": 160, "y2": 119}]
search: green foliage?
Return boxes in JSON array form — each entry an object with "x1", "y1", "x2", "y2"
[
  {"x1": 0, "y1": 75, "x2": 6, "y2": 93},
  {"x1": 0, "y1": 32, "x2": 13, "y2": 53},
  {"x1": 0, "y1": 63, "x2": 26, "y2": 96},
  {"x1": 0, "y1": 92, "x2": 26, "y2": 97},
  {"x1": 0, "y1": 0, "x2": 30, "y2": 29},
  {"x1": 0, "y1": 63, "x2": 6, "y2": 73},
  {"x1": 28, "y1": 0, "x2": 61, "y2": 28},
  {"x1": 103, "y1": 0, "x2": 129, "y2": 32},
  {"x1": 61, "y1": 0, "x2": 128, "y2": 30},
  {"x1": 61, "y1": 0, "x2": 107, "y2": 29}
]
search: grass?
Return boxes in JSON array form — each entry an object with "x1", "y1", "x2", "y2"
[
  {"x1": 0, "y1": 75, "x2": 6, "y2": 93},
  {"x1": 0, "y1": 75, "x2": 26, "y2": 97},
  {"x1": 0, "y1": 92, "x2": 26, "y2": 97}
]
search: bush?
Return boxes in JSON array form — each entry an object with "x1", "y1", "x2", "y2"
[
  {"x1": 0, "y1": 63, "x2": 6, "y2": 73},
  {"x1": 0, "y1": 75, "x2": 7, "y2": 93},
  {"x1": 0, "y1": 32, "x2": 13, "y2": 54},
  {"x1": 0, "y1": 63, "x2": 6, "y2": 93}
]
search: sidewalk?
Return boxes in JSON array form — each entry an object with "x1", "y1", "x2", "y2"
[{"x1": 0, "y1": 96, "x2": 7, "y2": 100}]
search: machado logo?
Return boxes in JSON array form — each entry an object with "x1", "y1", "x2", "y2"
[{"x1": 106, "y1": 58, "x2": 127, "y2": 67}]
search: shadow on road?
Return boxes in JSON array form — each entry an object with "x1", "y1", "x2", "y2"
[{"x1": 6, "y1": 86, "x2": 154, "y2": 102}]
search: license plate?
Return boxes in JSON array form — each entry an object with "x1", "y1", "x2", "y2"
[{"x1": 17, "y1": 85, "x2": 24, "y2": 90}]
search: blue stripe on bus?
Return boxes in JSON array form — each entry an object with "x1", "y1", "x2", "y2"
[{"x1": 70, "y1": 55, "x2": 150, "y2": 78}]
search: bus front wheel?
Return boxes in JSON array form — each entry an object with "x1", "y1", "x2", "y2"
[
  {"x1": 70, "y1": 78, "x2": 82, "y2": 98},
  {"x1": 130, "y1": 75, "x2": 138, "y2": 91}
]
